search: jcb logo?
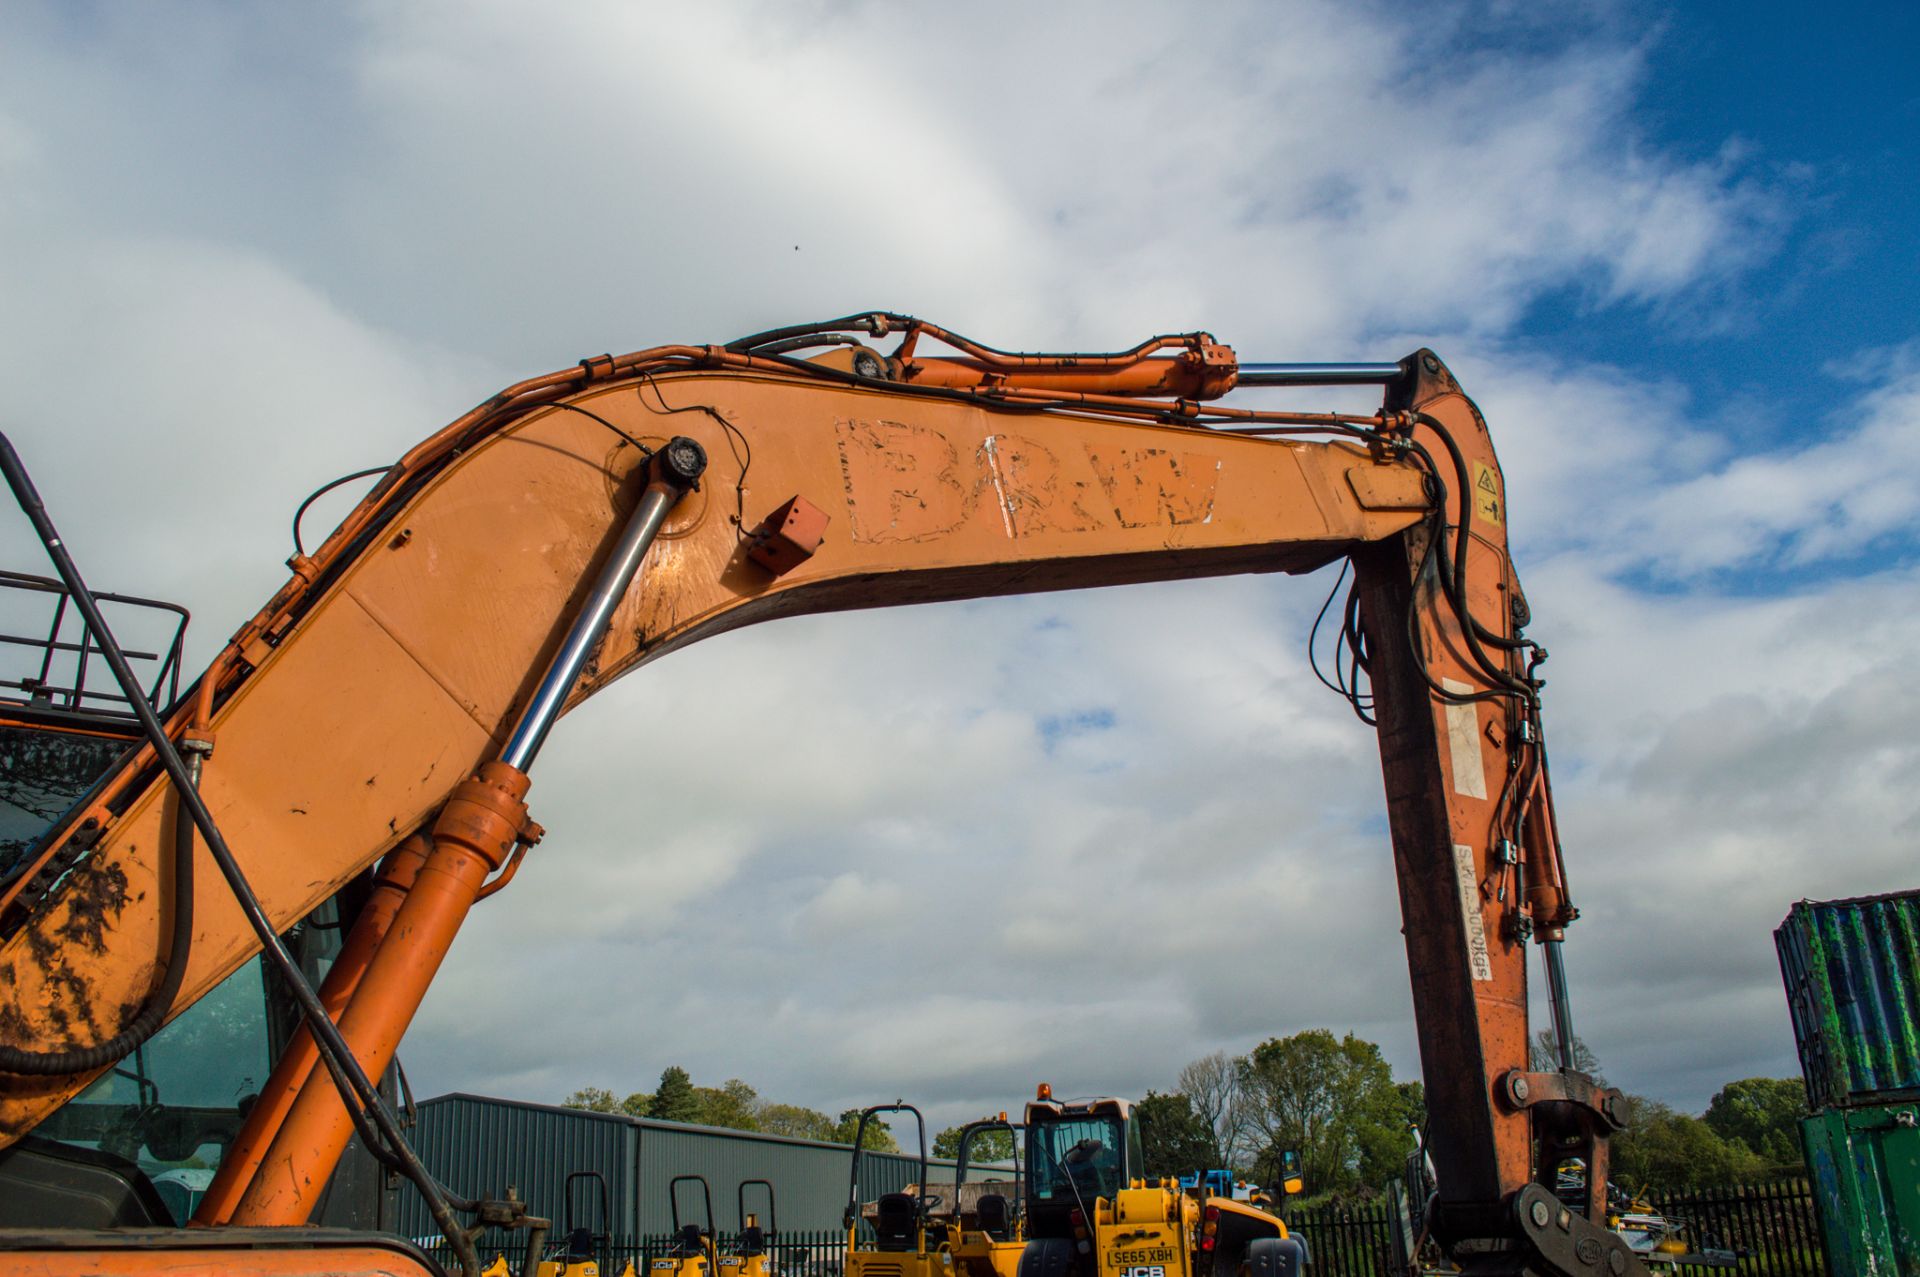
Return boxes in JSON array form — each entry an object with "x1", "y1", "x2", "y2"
[{"x1": 1119, "y1": 1267, "x2": 1167, "y2": 1277}]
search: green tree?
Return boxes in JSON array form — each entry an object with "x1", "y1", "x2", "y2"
[
  {"x1": 1612, "y1": 1096, "x2": 1763, "y2": 1192},
  {"x1": 648, "y1": 1066, "x2": 701, "y2": 1123},
  {"x1": 755, "y1": 1103, "x2": 835, "y2": 1141},
  {"x1": 1237, "y1": 1029, "x2": 1417, "y2": 1195},
  {"x1": 694, "y1": 1078, "x2": 762, "y2": 1131},
  {"x1": 620, "y1": 1091, "x2": 653, "y2": 1117},
  {"x1": 833, "y1": 1109, "x2": 899, "y2": 1152},
  {"x1": 563, "y1": 1087, "x2": 621, "y2": 1114},
  {"x1": 1135, "y1": 1091, "x2": 1218, "y2": 1180},
  {"x1": 1354, "y1": 1081, "x2": 1425, "y2": 1189},
  {"x1": 934, "y1": 1123, "x2": 1016, "y2": 1165},
  {"x1": 1703, "y1": 1078, "x2": 1807, "y2": 1167}
]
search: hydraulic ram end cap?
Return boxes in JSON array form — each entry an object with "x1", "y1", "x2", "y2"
[{"x1": 656, "y1": 436, "x2": 709, "y2": 487}]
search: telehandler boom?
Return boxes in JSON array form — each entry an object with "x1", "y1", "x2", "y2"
[{"x1": 0, "y1": 312, "x2": 1638, "y2": 1277}]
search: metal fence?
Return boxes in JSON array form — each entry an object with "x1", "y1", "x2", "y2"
[
  {"x1": 1279, "y1": 1177, "x2": 1826, "y2": 1277},
  {"x1": 1649, "y1": 1179, "x2": 1826, "y2": 1277},
  {"x1": 1286, "y1": 1200, "x2": 1398, "y2": 1277},
  {"x1": 443, "y1": 1180, "x2": 1827, "y2": 1277}
]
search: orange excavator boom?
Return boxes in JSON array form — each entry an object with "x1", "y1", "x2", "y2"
[{"x1": 0, "y1": 313, "x2": 1637, "y2": 1277}]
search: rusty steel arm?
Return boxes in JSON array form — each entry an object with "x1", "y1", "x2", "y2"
[{"x1": 0, "y1": 323, "x2": 1631, "y2": 1277}]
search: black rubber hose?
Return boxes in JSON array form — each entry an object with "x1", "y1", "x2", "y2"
[
  {"x1": 1400, "y1": 436, "x2": 1530, "y2": 698},
  {"x1": 292, "y1": 466, "x2": 392, "y2": 558},
  {"x1": 1414, "y1": 412, "x2": 1532, "y2": 655},
  {"x1": 725, "y1": 311, "x2": 907, "y2": 352},
  {"x1": 0, "y1": 777, "x2": 194, "y2": 1074}
]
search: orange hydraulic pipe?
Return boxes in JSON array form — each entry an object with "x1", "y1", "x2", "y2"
[
  {"x1": 227, "y1": 764, "x2": 535, "y2": 1225},
  {"x1": 899, "y1": 353, "x2": 1237, "y2": 399},
  {"x1": 193, "y1": 834, "x2": 431, "y2": 1226}
]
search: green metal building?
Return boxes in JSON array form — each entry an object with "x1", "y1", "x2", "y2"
[{"x1": 399, "y1": 1092, "x2": 1009, "y2": 1240}]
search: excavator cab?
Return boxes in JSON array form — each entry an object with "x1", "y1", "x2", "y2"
[
  {"x1": 0, "y1": 570, "x2": 413, "y2": 1237},
  {"x1": 844, "y1": 1103, "x2": 947, "y2": 1277},
  {"x1": 717, "y1": 1179, "x2": 777, "y2": 1277},
  {"x1": 654, "y1": 1176, "x2": 718, "y2": 1277},
  {"x1": 945, "y1": 1116, "x2": 1023, "y2": 1277}
]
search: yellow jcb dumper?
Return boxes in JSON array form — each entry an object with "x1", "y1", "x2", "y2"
[
  {"x1": 941, "y1": 1117, "x2": 1023, "y2": 1277},
  {"x1": 844, "y1": 1103, "x2": 952, "y2": 1277},
  {"x1": 718, "y1": 1180, "x2": 777, "y2": 1277},
  {"x1": 1015, "y1": 1088, "x2": 1305, "y2": 1277},
  {"x1": 653, "y1": 1176, "x2": 719, "y2": 1277}
]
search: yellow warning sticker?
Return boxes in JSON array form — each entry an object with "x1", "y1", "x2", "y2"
[{"x1": 1471, "y1": 460, "x2": 1504, "y2": 526}]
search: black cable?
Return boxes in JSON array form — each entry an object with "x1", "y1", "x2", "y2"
[
  {"x1": 542, "y1": 400, "x2": 655, "y2": 456},
  {"x1": 1307, "y1": 560, "x2": 1353, "y2": 700},
  {"x1": 634, "y1": 374, "x2": 753, "y2": 535},
  {"x1": 293, "y1": 466, "x2": 393, "y2": 558}
]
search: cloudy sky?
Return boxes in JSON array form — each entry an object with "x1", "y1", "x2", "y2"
[{"x1": 2, "y1": 1, "x2": 1915, "y2": 1133}]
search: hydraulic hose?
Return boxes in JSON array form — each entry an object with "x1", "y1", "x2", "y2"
[{"x1": 0, "y1": 767, "x2": 195, "y2": 1074}]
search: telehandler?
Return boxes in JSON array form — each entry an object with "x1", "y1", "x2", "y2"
[{"x1": 1019, "y1": 1087, "x2": 1304, "y2": 1277}]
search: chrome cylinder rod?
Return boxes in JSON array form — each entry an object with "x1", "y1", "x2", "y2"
[
  {"x1": 498, "y1": 436, "x2": 707, "y2": 772},
  {"x1": 1237, "y1": 362, "x2": 1405, "y2": 386},
  {"x1": 1545, "y1": 938, "x2": 1577, "y2": 1072}
]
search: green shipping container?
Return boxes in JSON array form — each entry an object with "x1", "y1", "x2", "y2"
[
  {"x1": 1776, "y1": 892, "x2": 1920, "y2": 1110},
  {"x1": 1800, "y1": 1102, "x2": 1920, "y2": 1276}
]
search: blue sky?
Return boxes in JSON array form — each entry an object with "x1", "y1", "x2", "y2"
[
  {"x1": 1, "y1": 1, "x2": 1916, "y2": 1132},
  {"x1": 1518, "y1": 2, "x2": 1918, "y2": 452}
]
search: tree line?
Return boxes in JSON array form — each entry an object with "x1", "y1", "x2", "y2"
[
  {"x1": 1135, "y1": 1029, "x2": 1810, "y2": 1199},
  {"x1": 564, "y1": 1066, "x2": 900, "y2": 1149},
  {"x1": 564, "y1": 1068, "x2": 1014, "y2": 1165},
  {"x1": 566, "y1": 1031, "x2": 1810, "y2": 1199}
]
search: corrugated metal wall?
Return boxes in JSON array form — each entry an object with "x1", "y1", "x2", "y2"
[
  {"x1": 401, "y1": 1093, "x2": 1007, "y2": 1240},
  {"x1": 405, "y1": 1095, "x2": 640, "y2": 1236}
]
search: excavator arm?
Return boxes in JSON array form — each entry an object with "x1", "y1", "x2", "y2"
[{"x1": 0, "y1": 314, "x2": 1637, "y2": 1277}]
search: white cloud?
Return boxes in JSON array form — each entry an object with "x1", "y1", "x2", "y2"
[{"x1": 0, "y1": 0, "x2": 1899, "y2": 1143}]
